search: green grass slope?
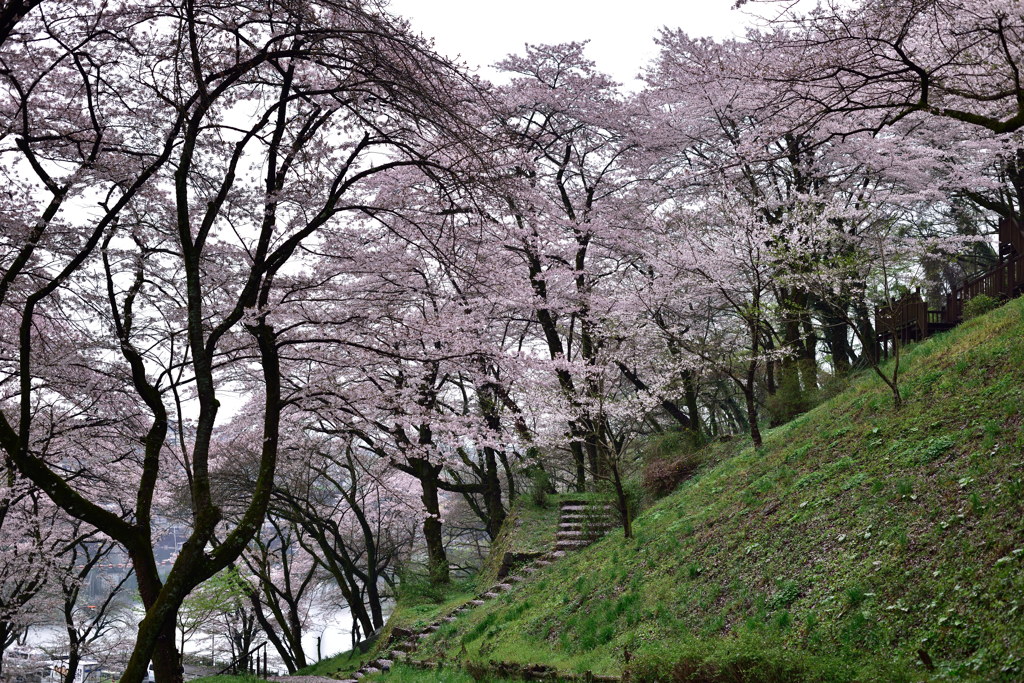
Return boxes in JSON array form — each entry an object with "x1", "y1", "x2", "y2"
[{"x1": 405, "y1": 297, "x2": 1024, "y2": 682}]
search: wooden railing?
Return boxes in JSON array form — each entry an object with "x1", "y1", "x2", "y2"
[
  {"x1": 215, "y1": 641, "x2": 269, "y2": 678},
  {"x1": 877, "y1": 219, "x2": 1024, "y2": 341},
  {"x1": 946, "y1": 252, "x2": 1024, "y2": 323},
  {"x1": 875, "y1": 291, "x2": 942, "y2": 342},
  {"x1": 999, "y1": 218, "x2": 1024, "y2": 260}
]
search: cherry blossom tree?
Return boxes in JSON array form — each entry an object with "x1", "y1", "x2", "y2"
[
  {"x1": 55, "y1": 528, "x2": 134, "y2": 683},
  {"x1": 0, "y1": 480, "x2": 61, "y2": 675},
  {"x1": 478, "y1": 43, "x2": 649, "y2": 488},
  {"x1": 744, "y1": 0, "x2": 1024, "y2": 225},
  {"x1": 0, "y1": 1, "x2": 475, "y2": 680}
]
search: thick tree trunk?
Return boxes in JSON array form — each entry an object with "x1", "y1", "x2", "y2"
[
  {"x1": 744, "y1": 383, "x2": 763, "y2": 449},
  {"x1": 482, "y1": 447, "x2": 506, "y2": 540},
  {"x1": 498, "y1": 449, "x2": 517, "y2": 503},
  {"x1": 62, "y1": 641, "x2": 80, "y2": 683},
  {"x1": 585, "y1": 433, "x2": 600, "y2": 482},
  {"x1": 742, "y1": 353, "x2": 763, "y2": 448},
  {"x1": 286, "y1": 599, "x2": 308, "y2": 670},
  {"x1": 150, "y1": 615, "x2": 182, "y2": 683},
  {"x1": 128, "y1": 548, "x2": 184, "y2": 683},
  {"x1": 610, "y1": 462, "x2": 632, "y2": 540},
  {"x1": 854, "y1": 298, "x2": 880, "y2": 367},
  {"x1": 821, "y1": 304, "x2": 853, "y2": 376},
  {"x1": 569, "y1": 438, "x2": 586, "y2": 492},
  {"x1": 415, "y1": 462, "x2": 449, "y2": 585},
  {"x1": 0, "y1": 628, "x2": 9, "y2": 679}
]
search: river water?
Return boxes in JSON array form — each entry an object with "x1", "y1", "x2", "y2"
[{"x1": 21, "y1": 604, "x2": 359, "y2": 675}]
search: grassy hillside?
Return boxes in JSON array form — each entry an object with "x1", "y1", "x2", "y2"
[{"x1": 389, "y1": 296, "x2": 1024, "y2": 682}]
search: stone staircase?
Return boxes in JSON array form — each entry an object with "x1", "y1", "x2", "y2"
[
  {"x1": 555, "y1": 498, "x2": 618, "y2": 552},
  {"x1": 337, "y1": 498, "x2": 618, "y2": 681}
]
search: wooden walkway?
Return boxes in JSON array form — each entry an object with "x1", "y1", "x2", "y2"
[{"x1": 878, "y1": 218, "x2": 1024, "y2": 343}]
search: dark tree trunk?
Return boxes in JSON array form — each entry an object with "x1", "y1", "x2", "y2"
[
  {"x1": 610, "y1": 461, "x2": 632, "y2": 540},
  {"x1": 821, "y1": 303, "x2": 853, "y2": 376},
  {"x1": 854, "y1": 298, "x2": 880, "y2": 367},
  {"x1": 682, "y1": 370, "x2": 703, "y2": 440},
  {"x1": 569, "y1": 438, "x2": 586, "y2": 492},
  {"x1": 744, "y1": 383, "x2": 763, "y2": 449},
  {"x1": 414, "y1": 459, "x2": 449, "y2": 585},
  {"x1": 482, "y1": 447, "x2": 506, "y2": 540},
  {"x1": 131, "y1": 547, "x2": 184, "y2": 683},
  {"x1": 250, "y1": 594, "x2": 296, "y2": 673},
  {"x1": 498, "y1": 449, "x2": 517, "y2": 503}
]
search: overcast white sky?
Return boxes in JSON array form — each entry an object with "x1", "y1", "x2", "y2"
[{"x1": 386, "y1": 0, "x2": 760, "y2": 87}]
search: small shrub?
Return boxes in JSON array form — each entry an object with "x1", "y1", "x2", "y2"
[
  {"x1": 643, "y1": 450, "x2": 704, "y2": 498},
  {"x1": 962, "y1": 293, "x2": 1000, "y2": 320},
  {"x1": 768, "y1": 580, "x2": 801, "y2": 610},
  {"x1": 528, "y1": 468, "x2": 552, "y2": 508},
  {"x1": 844, "y1": 585, "x2": 866, "y2": 608},
  {"x1": 767, "y1": 373, "x2": 850, "y2": 428},
  {"x1": 919, "y1": 436, "x2": 955, "y2": 463},
  {"x1": 765, "y1": 376, "x2": 812, "y2": 427},
  {"x1": 895, "y1": 478, "x2": 913, "y2": 496},
  {"x1": 648, "y1": 430, "x2": 701, "y2": 459},
  {"x1": 396, "y1": 569, "x2": 455, "y2": 605}
]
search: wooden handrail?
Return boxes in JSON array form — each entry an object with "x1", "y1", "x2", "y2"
[
  {"x1": 215, "y1": 641, "x2": 268, "y2": 677},
  {"x1": 878, "y1": 236, "x2": 1024, "y2": 340}
]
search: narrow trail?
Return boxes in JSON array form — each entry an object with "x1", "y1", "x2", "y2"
[{"x1": 337, "y1": 499, "x2": 618, "y2": 682}]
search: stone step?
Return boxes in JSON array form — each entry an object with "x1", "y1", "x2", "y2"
[
  {"x1": 560, "y1": 499, "x2": 615, "y2": 507},
  {"x1": 534, "y1": 559, "x2": 552, "y2": 567},
  {"x1": 560, "y1": 504, "x2": 615, "y2": 513},
  {"x1": 559, "y1": 519, "x2": 615, "y2": 528},
  {"x1": 372, "y1": 659, "x2": 393, "y2": 670},
  {"x1": 548, "y1": 550, "x2": 567, "y2": 559},
  {"x1": 481, "y1": 591, "x2": 500, "y2": 599},
  {"x1": 558, "y1": 522, "x2": 614, "y2": 530},
  {"x1": 557, "y1": 529, "x2": 606, "y2": 538},
  {"x1": 560, "y1": 512, "x2": 617, "y2": 521},
  {"x1": 468, "y1": 599, "x2": 485, "y2": 606},
  {"x1": 555, "y1": 540, "x2": 593, "y2": 550},
  {"x1": 506, "y1": 574, "x2": 525, "y2": 583}
]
